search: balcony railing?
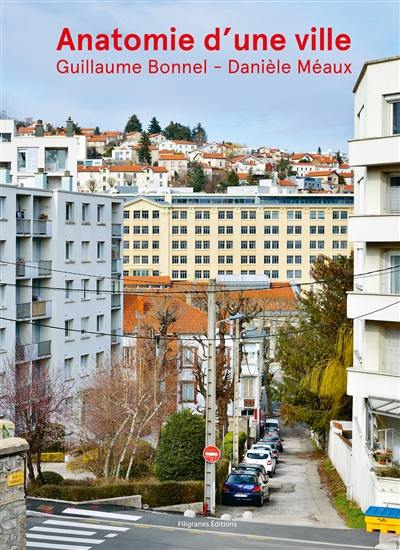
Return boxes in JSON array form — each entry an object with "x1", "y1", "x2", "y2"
[
  {"x1": 111, "y1": 293, "x2": 121, "y2": 308},
  {"x1": 112, "y1": 223, "x2": 122, "y2": 237},
  {"x1": 111, "y1": 258, "x2": 121, "y2": 273},
  {"x1": 16, "y1": 218, "x2": 31, "y2": 235},
  {"x1": 16, "y1": 300, "x2": 52, "y2": 320},
  {"x1": 16, "y1": 260, "x2": 52, "y2": 279},
  {"x1": 111, "y1": 329, "x2": 120, "y2": 344},
  {"x1": 15, "y1": 340, "x2": 51, "y2": 363},
  {"x1": 32, "y1": 219, "x2": 52, "y2": 237}
]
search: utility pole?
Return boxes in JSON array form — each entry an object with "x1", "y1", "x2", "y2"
[
  {"x1": 204, "y1": 279, "x2": 216, "y2": 515},
  {"x1": 232, "y1": 318, "x2": 240, "y2": 466}
]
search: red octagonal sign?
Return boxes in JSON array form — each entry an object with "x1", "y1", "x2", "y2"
[{"x1": 203, "y1": 445, "x2": 221, "y2": 463}]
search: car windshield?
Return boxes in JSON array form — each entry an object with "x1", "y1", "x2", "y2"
[
  {"x1": 247, "y1": 452, "x2": 269, "y2": 459},
  {"x1": 227, "y1": 474, "x2": 256, "y2": 483}
]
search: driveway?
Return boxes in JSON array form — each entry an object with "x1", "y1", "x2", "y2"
[{"x1": 217, "y1": 424, "x2": 345, "y2": 529}]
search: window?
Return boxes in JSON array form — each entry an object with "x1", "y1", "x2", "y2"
[
  {"x1": 0, "y1": 197, "x2": 5, "y2": 220},
  {"x1": 81, "y1": 279, "x2": 89, "y2": 299},
  {"x1": 96, "y1": 351, "x2": 104, "y2": 370},
  {"x1": 97, "y1": 241, "x2": 105, "y2": 260},
  {"x1": 218, "y1": 211, "x2": 225, "y2": 220},
  {"x1": 241, "y1": 241, "x2": 248, "y2": 249},
  {"x1": 134, "y1": 210, "x2": 141, "y2": 219},
  {"x1": 142, "y1": 226, "x2": 149, "y2": 234},
  {"x1": 181, "y1": 382, "x2": 195, "y2": 403},
  {"x1": 142, "y1": 241, "x2": 149, "y2": 249},
  {"x1": 392, "y1": 101, "x2": 400, "y2": 134},
  {"x1": 333, "y1": 240, "x2": 340, "y2": 249},
  {"x1": 82, "y1": 203, "x2": 89, "y2": 222},
  {"x1": 389, "y1": 252, "x2": 400, "y2": 294},
  {"x1": 152, "y1": 225, "x2": 159, "y2": 234},
  {"x1": 152, "y1": 240, "x2": 159, "y2": 249},
  {"x1": 310, "y1": 210, "x2": 325, "y2": 220},
  {"x1": 80, "y1": 354, "x2": 89, "y2": 371},
  {"x1": 287, "y1": 226, "x2": 301, "y2": 234},
  {"x1": 340, "y1": 241, "x2": 347, "y2": 249},
  {"x1": 287, "y1": 255, "x2": 294, "y2": 264},
  {"x1": 310, "y1": 241, "x2": 317, "y2": 249},
  {"x1": 96, "y1": 278, "x2": 104, "y2": 297},
  {"x1": 65, "y1": 241, "x2": 73, "y2": 261},
  {"x1": 81, "y1": 316, "x2": 89, "y2": 337},
  {"x1": 242, "y1": 377, "x2": 254, "y2": 398},
  {"x1": 172, "y1": 270, "x2": 179, "y2": 279},
  {"x1": 96, "y1": 314, "x2": 104, "y2": 333},
  {"x1": 65, "y1": 202, "x2": 74, "y2": 221},
  {"x1": 318, "y1": 240, "x2": 324, "y2": 249},
  {"x1": 64, "y1": 358, "x2": 73, "y2": 379},
  {"x1": 264, "y1": 269, "x2": 279, "y2": 279},
  {"x1": 310, "y1": 255, "x2": 317, "y2": 263},
  {"x1": 97, "y1": 204, "x2": 105, "y2": 223},
  {"x1": 264, "y1": 226, "x2": 279, "y2": 234},
  {"x1": 123, "y1": 211, "x2": 130, "y2": 219},
  {"x1": 389, "y1": 176, "x2": 400, "y2": 214},
  {"x1": 152, "y1": 255, "x2": 159, "y2": 264},
  {"x1": 152, "y1": 210, "x2": 159, "y2": 219},
  {"x1": 287, "y1": 210, "x2": 302, "y2": 220},
  {"x1": 81, "y1": 241, "x2": 90, "y2": 261},
  {"x1": 142, "y1": 256, "x2": 148, "y2": 264},
  {"x1": 64, "y1": 319, "x2": 73, "y2": 339},
  {"x1": 333, "y1": 210, "x2": 348, "y2": 220},
  {"x1": 45, "y1": 148, "x2": 66, "y2": 171},
  {"x1": 226, "y1": 255, "x2": 233, "y2": 264},
  {"x1": 17, "y1": 147, "x2": 38, "y2": 172},
  {"x1": 65, "y1": 280, "x2": 73, "y2": 299},
  {"x1": 195, "y1": 211, "x2": 202, "y2": 219},
  {"x1": 142, "y1": 210, "x2": 149, "y2": 219},
  {"x1": 180, "y1": 270, "x2": 187, "y2": 279},
  {"x1": 218, "y1": 255, "x2": 225, "y2": 264},
  {"x1": 264, "y1": 240, "x2": 279, "y2": 249},
  {"x1": 123, "y1": 226, "x2": 129, "y2": 234},
  {"x1": 264, "y1": 210, "x2": 279, "y2": 220},
  {"x1": 195, "y1": 270, "x2": 202, "y2": 279}
]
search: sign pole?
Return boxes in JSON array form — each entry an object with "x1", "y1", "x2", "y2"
[
  {"x1": 204, "y1": 279, "x2": 217, "y2": 515},
  {"x1": 233, "y1": 318, "x2": 240, "y2": 466}
]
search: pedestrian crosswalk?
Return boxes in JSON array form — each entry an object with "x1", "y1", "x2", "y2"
[{"x1": 27, "y1": 507, "x2": 142, "y2": 549}]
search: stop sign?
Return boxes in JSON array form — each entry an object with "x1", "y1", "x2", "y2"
[{"x1": 203, "y1": 445, "x2": 221, "y2": 463}]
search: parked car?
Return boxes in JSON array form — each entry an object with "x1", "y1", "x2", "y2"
[
  {"x1": 252, "y1": 442, "x2": 279, "y2": 463},
  {"x1": 262, "y1": 433, "x2": 284, "y2": 453},
  {"x1": 243, "y1": 449, "x2": 276, "y2": 476},
  {"x1": 234, "y1": 463, "x2": 269, "y2": 483},
  {"x1": 265, "y1": 418, "x2": 280, "y2": 433},
  {"x1": 222, "y1": 471, "x2": 270, "y2": 506}
]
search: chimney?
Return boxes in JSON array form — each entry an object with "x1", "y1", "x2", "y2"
[
  {"x1": 66, "y1": 116, "x2": 74, "y2": 137},
  {"x1": 35, "y1": 120, "x2": 44, "y2": 137},
  {"x1": 35, "y1": 168, "x2": 48, "y2": 189},
  {"x1": 61, "y1": 170, "x2": 73, "y2": 191}
]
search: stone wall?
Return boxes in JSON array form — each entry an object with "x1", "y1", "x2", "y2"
[{"x1": 0, "y1": 437, "x2": 29, "y2": 550}]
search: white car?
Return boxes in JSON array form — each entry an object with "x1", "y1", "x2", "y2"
[
  {"x1": 265, "y1": 418, "x2": 280, "y2": 433},
  {"x1": 252, "y1": 443, "x2": 279, "y2": 463},
  {"x1": 243, "y1": 449, "x2": 276, "y2": 476}
]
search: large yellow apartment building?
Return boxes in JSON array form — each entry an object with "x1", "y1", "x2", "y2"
[{"x1": 122, "y1": 192, "x2": 354, "y2": 281}]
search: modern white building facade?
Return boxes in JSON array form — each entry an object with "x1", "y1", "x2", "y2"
[
  {"x1": 0, "y1": 171, "x2": 123, "y2": 405},
  {"x1": 347, "y1": 56, "x2": 400, "y2": 510}
]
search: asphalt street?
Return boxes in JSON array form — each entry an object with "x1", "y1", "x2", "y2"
[{"x1": 27, "y1": 502, "x2": 380, "y2": 550}]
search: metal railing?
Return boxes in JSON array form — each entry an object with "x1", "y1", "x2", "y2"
[
  {"x1": 16, "y1": 260, "x2": 52, "y2": 278},
  {"x1": 16, "y1": 300, "x2": 52, "y2": 320},
  {"x1": 111, "y1": 329, "x2": 120, "y2": 344},
  {"x1": 32, "y1": 219, "x2": 52, "y2": 237},
  {"x1": 16, "y1": 218, "x2": 31, "y2": 235},
  {"x1": 111, "y1": 258, "x2": 121, "y2": 273},
  {"x1": 112, "y1": 223, "x2": 122, "y2": 237},
  {"x1": 111, "y1": 293, "x2": 121, "y2": 308},
  {"x1": 15, "y1": 340, "x2": 51, "y2": 363}
]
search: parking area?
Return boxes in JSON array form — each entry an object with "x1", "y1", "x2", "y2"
[{"x1": 218, "y1": 425, "x2": 345, "y2": 528}]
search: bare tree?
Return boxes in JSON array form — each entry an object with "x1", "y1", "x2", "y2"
[{"x1": 0, "y1": 353, "x2": 71, "y2": 482}]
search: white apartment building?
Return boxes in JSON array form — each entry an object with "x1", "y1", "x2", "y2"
[
  {"x1": 77, "y1": 165, "x2": 169, "y2": 194},
  {"x1": 0, "y1": 172, "x2": 123, "y2": 405},
  {"x1": 0, "y1": 118, "x2": 85, "y2": 189},
  {"x1": 346, "y1": 56, "x2": 400, "y2": 510},
  {"x1": 160, "y1": 139, "x2": 197, "y2": 155}
]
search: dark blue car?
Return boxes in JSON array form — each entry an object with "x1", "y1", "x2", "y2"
[{"x1": 222, "y1": 471, "x2": 270, "y2": 507}]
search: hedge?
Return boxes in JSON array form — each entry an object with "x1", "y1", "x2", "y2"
[
  {"x1": 40, "y1": 452, "x2": 65, "y2": 463},
  {"x1": 29, "y1": 480, "x2": 204, "y2": 508}
]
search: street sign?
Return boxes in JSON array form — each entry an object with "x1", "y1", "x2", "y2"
[{"x1": 203, "y1": 445, "x2": 221, "y2": 463}]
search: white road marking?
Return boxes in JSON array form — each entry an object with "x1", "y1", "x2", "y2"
[
  {"x1": 62, "y1": 507, "x2": 142, "y2": 522},
  {"x1": 44, "y1": 519, "x2": 129, "y2": 532},
  {"x1": 27, "y1": 533, "x2": 104, "y2": 544},
  {"x1": 105, "y1": 533, "x2": 118, "y2": 538},
  {"x1": 27, "y1": 543, "x2": 91, "y2": 550},
  {"x1": 30, "y1": 526, "x2": 97, "y2": 536}
]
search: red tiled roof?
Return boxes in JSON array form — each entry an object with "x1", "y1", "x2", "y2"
[
  {"x1": 77, "y1": 165, "x2": 102, "y2": 172},
  {"x1": 159, "y1": 153, "x2": 187, "y2": 161},
  {"x1": 278, "y1": 179, "x2": 297, "y2": 187},
  {"x1": 172, "y1": 140, "x2": 195, "y2": 145},
  {"x1": 307, "y1": 170, "x2": 335, "y2": 177},
  {"x1": 201, "y1": 153, "x2": 226, "y2": 159},
  {"x1": 108, "y1": 165, "x2": 168, "y2": 173}
]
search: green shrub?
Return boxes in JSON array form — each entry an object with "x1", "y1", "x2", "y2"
[
  {"x1": 155, "y1": 410, "x2": 205, "y2": 481},
  {"x1": 40, "y1": 452, "x2": 65, "y2": 463},
  {"x1": 28, "y1": 480, "x2": 204, "y2": 508},
  {"x1": 222, "y1": 431, "x2": 247, "y2": 461},
  {"x1": 120, "y1": 440, "x2": 155, "y2": 479},
  {"x1": 375, "y1": 465, "x2": 400, "y2": 478},
  {"x1": 38, "y1": 471, "x2": 64, "y2": 486}
]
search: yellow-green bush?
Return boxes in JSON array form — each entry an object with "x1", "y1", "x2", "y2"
[{"x1": 40, "y1": 452, "x2": 65, "y2": 463}]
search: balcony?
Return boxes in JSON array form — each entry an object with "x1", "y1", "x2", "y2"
[
  {"x1": 16, "y1": 260, "x2": 52, "y2": 279},
  {"x1": 348, "y1": 368, "x2": 400, "y2": 401},
  {"x1": 349, "y1": 215, "x2": 400, "y2": 243},
  {"x1": 111, "y1": 293, "x2": 121, "y2": 309},
  {"x1": 15, "y1": 340, "x2": 51, "y2": 363},
  {"x1": 16, "y1": 218, "x2": 31, "y2": 235},
  {"x1": 347, "y1": 292, "x2": 400, "y2": 323},
  {"x1": 349, "y1": 134, "x2": 400, "y2": 167},
  {"x1": 16, "y1": 300, "x2": 52, "y2": 320},
  {"x1": 111, "y1": 329, "x2": 120, "y2": 345},
  {"x1": 111, "y1": 258, "x2": 121, "y2": 273},
  {"x1": 32, "y1": 219, "x2": 52, "y2": 237},
  {"x1": 112, "y1": 223, "x2": 122, "y2": 237}
]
